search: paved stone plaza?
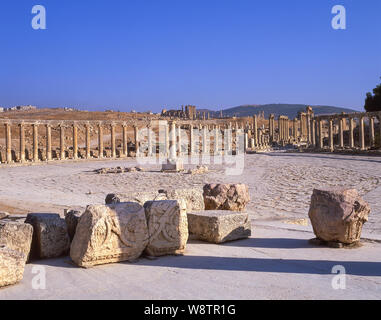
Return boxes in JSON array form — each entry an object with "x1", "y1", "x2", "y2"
[
  {"x1": 0, "y1": 152, "x2": 380, "y2": 299},
  {"x1": 0, "y1": 152, "x2": 381, "y2": 299}
]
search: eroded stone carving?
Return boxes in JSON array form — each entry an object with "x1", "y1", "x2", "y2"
[
  {"x1": 144, "y1": 200, "x2": 188, "y2": 256},
  {"x1": 163, "y1": 188, "x2": 205, "y2": 212},
  {"x1": 0, "y1": 221, "x2": 33, "y2": 262},
  {"x1": 70, "y1": 203, "x2": 149, "y2": 268},
  {"x1": 0, "y1": 246, "x2": 26, "y2": 288},
  {"x1": 308, "y1": 188, "x2": 371, "y2": 244}
]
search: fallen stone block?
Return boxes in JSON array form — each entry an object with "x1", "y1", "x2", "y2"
[
  {"x1": 308, "y1": 187, "x2": 371, "y2": 244},
  {"x1": 0, "y1": 221, "x2": 33, "y2": 262},
  {"x1": 105, "y1": 191, "x2": 167, "y2": 206},
  {"x1": 163, "y1": 188, "x2": 205, "y2": 212},
  {"x1": 203, "y1": 184, "x2": 250, "y2": 211},
  {"x1": 187, "y1": 210, "x2": 251, "y2": 243},
  {"x1": 64, "y1": 210, "x2": 83, "y2": 241},
  {"x1": 25, "y1": 213, "x2": 71, "y2": 259},
  {"x1": 144, "y1": 200, "x2": 188, "y2": 256},
  {"x1": 70, "y1": 203, "x2": 149, "y2": 268},
  {"x1": 0, "y1": 246, "x2": 26, "y2": 288}
]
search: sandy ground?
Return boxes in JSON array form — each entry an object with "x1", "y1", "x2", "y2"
[{"x1": 0, "y1": 152, "x2": 380, "y2": 299}]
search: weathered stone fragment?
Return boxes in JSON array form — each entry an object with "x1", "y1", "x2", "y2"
[
  {"x1": 163, "y1": 188, "x2": 205, "y2": 212},
  {"x1": 308, "y1": 188, "x2": 371, "y2": 244},
  {"x1": 25, "y1": 213, "x2": 70, "y2": 259},
  {"x1": 0, "y1": 246, "x2": 26, "y2": 288},
  {"x1": 64, "y1": 210, "x2": 82, "y2": 241},
  {"x1": 70, "y1": 203, "x2": 149, "y2": 268},
  {"x1": 0, "y1": 221, "x2": 33, "y2": 262},
  {"x1": 203, "y1": 184, "x2": 250, "y2": 211},
  {"x1": 0, "y1": 212, "x2": 9, "y2": 220},
  {"x1": 105, "y1": 191, "x2": 167, "y2": 206},
  {"x1": 187, "y1": 165, "x2": 208, "y2": 175},
  {"x1": 144, "y1": 200, "x2": 188, "y2": 256},
  {"x1": 187, "y1": 211, "x2": 251, "y2": 243}
]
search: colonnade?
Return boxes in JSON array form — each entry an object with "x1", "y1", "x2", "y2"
[
  {"x1": 0, "y1": 119, "x2": 270, "y2": 164},
  {"x1": 313, "y1": 112, "x2": 381, "y2": 152}
]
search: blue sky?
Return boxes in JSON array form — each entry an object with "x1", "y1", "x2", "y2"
[{"x1": 0, "y1": 0, "x2": 380, "y2": 112}]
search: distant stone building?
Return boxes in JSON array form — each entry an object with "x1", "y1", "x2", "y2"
[
  {"x1": 5, "y1": 105, "x2": 37, "y2": 112},
  {"x1": 0, "y1": 107, "x2": 4, "y2": 112},
  {"x1": 161, "y1": 105, "x2": 197, "y2": 119}
]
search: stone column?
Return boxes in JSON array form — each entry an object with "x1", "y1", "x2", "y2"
[
  {"x1": 111, "y1": 123, "x2": 116, "y2": 158},
  {"x1": 293, "y1": 118, "x2": 298, "y2": 141},
  {"x1": 253, "y1": 115, "x2": 258, "y2": 146},
  {"x1": 311, "y1": 119, "x2": 316, "y2": 147},
  {"x1": 258, "y1": 130, "x2": 263, "y2": 148},
  {"x1": 302, "y1": 114, "x2": 307, "y2": 141},
  {"x1": 202, "y1": 125, "x2": 208, "y2": 154},
  {"x1": 177, "y1": 124, "x2": 182, "y2": 156},
  {"x1": 319, "y1": 120, "x2": 324, "y2": 149},
  {"x1": 147, "y1": 124, "x2": 153, "y2": 157},
  {"x1": 244, "y1": 131, "x2": 248, "y2": 152},
  {"x1": 189, "y1": 124, "x2": 194, "y2": 156},
  {"x1": 134, "y1": 124, "x2": 139, "y2": 157},
  {"x1": 349, "y1": 117, "x2": 355, "y2": 149},
  {"x1": 122, "y1": 123, "x2": 128, "y2": 157},
  {"x1": 169, "y1": 121, "x2": 177, "y2": 160},
  {"x1": 60, "y1": 124, "x2": 65, "y2": 160},
  {"x1": 359, "y1": 116, "x2": 365, "y2": 150},
  {"x1": 269, "y1": 114, "x2": 274, "y2": 142},
  {"x1": 31, "y1": 123, "x2": 39, "y2": 162},
  {"x1": 5, "y1": 123, "x2": 12, "y2": 163},
  {"x1": 73, "y1": 123, "x2": 78, "y2": 160},
  {"x1": 339, "y1": 118, "x2": 344, "y2": 148},
  {"x1": 214, "y1": 125, "x2": 220, "y2": 155},
  {"x1": 165, "y1": 122, "x2": 170, "y2": 157},
  {"x1": 329, "y1": 119, "x2": 334, "y2": 152},
  {"x1": 286, "y1": 117, "x2": 290, "y2": 142},
  {"x1": 98, "y1": 123, "x2": 104, "y2": 158},
  {"x1": 85, "y1": 123, "x2": 91, "y2": 159},
  {"x1": 226, "y1": 126, "x2": 232, "y2": 153},
  {"x1": 19, "y1": 123, "x2": 26, "y2": 162},
  {"x1": 307, "y1": 114, "x2": 311, "y2": 144},
  {"x1": 369, "y1": 117, "x2": 375, "y2": 147}
]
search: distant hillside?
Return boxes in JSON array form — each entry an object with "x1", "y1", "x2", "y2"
[{"x1": 208, "y1": 104, "x2": 358, "y2": 119}]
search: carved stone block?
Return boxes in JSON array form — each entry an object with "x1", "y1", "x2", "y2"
[
  {"x1": 144, "y1": 200, "x2": 188, "y2": 256},
  {"x1": 70, "y1": 203, "x2": 149, "y2": 268}
]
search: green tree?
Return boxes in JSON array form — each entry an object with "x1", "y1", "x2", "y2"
[{"x1": 364, "y1": 77, "x2": 381, "y2": 112}]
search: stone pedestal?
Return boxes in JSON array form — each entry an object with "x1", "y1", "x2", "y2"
[{"x1": 162, "y1": 158, "x2": 184, "y2": 172}]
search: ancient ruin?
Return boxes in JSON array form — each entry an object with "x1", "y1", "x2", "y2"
[{"x1": 1, "y1": 107, "x2": 379, "y2": 166}]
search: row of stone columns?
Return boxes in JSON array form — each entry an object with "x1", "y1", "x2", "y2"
[
  {"x1": 1, "y1": 120, "x2": 261, "y2": 164},
  {"x1": 278, "y1": 116, "x2": 290, "y2": 143},
  {"x1": 314, "y1": 112, "x2": 381, "y2": 151},
  {"x1": 1, "y1": 122, "x2": 135, "y2": 163}
]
